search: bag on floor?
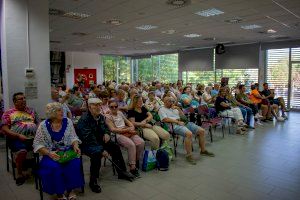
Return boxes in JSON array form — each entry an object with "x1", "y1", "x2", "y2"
[
  {"x1": 156, "y1": 149, "x2": 169, "y2": 171},
  {"x1": 160, "y1": 141, "x2": 173, "y2": 161},
  {"x1": 142, "y1": 150, "x2": 157, "y2": 172}
]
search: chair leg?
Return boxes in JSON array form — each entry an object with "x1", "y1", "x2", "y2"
[
  {"x1": 209, "y1": 126, "x2": 213, "y2": 143},
  {"x1": 80, "y1": 155, "x2": 85, "y2": 193},
  {"x1": 38, "y1": 178, "x2": 43, "y2": 200},
  {"x1": 6, "y1": 142, "x2": 9, "y2": 172},
  {"x1": 11, "y1": 151, "x2": 16, "y2": 180},
  {"x1": 173, "y1": 134, "x2": 177, "y2": 157}
]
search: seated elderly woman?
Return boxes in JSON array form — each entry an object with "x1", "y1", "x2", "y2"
[
  {"x1": 179, "y1": 86, "x2": 200, "y2": 110},
  {"x1": 215, "y1": 88, "x2": 247, "y2": 134},
  {"x1": 224, "y1": 87, "x2": 254, "y2": 128},
  {"x1": 128, "y1": 95, "x2": 170, "y2": 149},
  {"x1": 67, "y1": 86, "x2": 86, "y2": 116},
  {"x1": 105, "y1": 100, "x2": 145, "y2": 178},
  {"x1": 33, "y1": 102, "x2": 84, "y2": 200}
]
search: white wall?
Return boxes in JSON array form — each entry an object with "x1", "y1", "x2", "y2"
[
  {"x1": 1, "y1": 0, "x2": 50, "y2": 117},
  {"x1": 65, "y1": 52, "x2": 103, "y2": 88}
]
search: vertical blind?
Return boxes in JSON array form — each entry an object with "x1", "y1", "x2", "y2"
[{"x1": 266, "y1": 48, "x2": 289, "y2": 106}]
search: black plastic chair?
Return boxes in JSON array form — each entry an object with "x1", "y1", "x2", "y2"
[
  {"x1": 5, "y1": 136, "x2": 16, "y2": 180},
  {"x1": 33, "y1": 154, "x2": 85, "y2": 200}
]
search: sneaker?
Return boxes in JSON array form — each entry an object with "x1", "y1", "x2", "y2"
[
  {"x1": 277, "y1": 116, "x2": 285, "y2": 122},
  {"x1": 200, "y1": 150, "x2": 215, "y2": 157},
  {"x1": 89, "y1": 180, "x2": 102, "y2": 193},
  {"x1": 16, "y1": 177, "x2": 26, "y2": 186},
  {"x1": 186, "y1": 155, "x2": 197, "y2": 165},
  {"x1": 118, "y1": 171, "x2": 135, "y2": 182},
  {"x1": 255, "y1": 121, "x2": 263, "y2": 126},
  {"x1": 282, "y1": 114, "x2": 288, "y2": 120},
  {"x1": 130, "y1": 168, "x2": 141, "y2": 178}
]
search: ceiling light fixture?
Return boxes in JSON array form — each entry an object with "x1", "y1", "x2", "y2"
[
  {"x1": 267, "y1": 29, "x2": 277, "y2": 33},
  {"x1": 97, "y1": 35, "x2": 113, "y2": 39},
  {"x1": 49, "y1": 8, "x2": 65, "y2": 16},
  {"x1": 184, "y1": 33, "x2": 201, "y2": 38},
  {"x1": 241, "y1": 24, "x2": 262, "y2": 30},
  {"x1": 195, "y1": 8, "x2": 224, "y2": 17},
  {"x1": 102, "y1": 19, "x2": 122, "y2": 26},
  {"x1": 136, "y1": 25, "x2": 158, "y2": 30},
  {"x1": 224, "y1": 17, "x2": 242, "y2": 24},
  {"x1": 166, "y1": 0, "x2": 190, "y2": 6},
  {"x1": 161, "y1": 29, "x2": 176, "y2": 34},
  {"x1": 142, "y1": 41, "x2": 158, "y2": 44},
  {"x1": 63, "y1": 12, "x2": 90, "y2": 20},
  {"x1": 162, "y1": 43, "x2": 176, "y2": 46},
  {"x1": 72, "y1": 32, "x2": 88, "y2": 36},
  {"x1": 203, "y1": 37, "x2": 216, "y2": 41}
]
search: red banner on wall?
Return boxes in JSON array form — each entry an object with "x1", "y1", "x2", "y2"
[{"x1": 74, "y1": 69, "x2": 97, "y2": 88}]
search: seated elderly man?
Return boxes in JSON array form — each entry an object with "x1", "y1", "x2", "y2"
[
  {"x1": 261, "y1": 83, "x2": 288, "y2": 119},
  {"x1": 1, "y1": 92, "x2": 39, "y2": 185},
  {"x1": 158, "y1": 96, "x2": 214, "y2": 165},
  {"x1": 76, "y1": 98, "x2": 135, "y2": 193}
]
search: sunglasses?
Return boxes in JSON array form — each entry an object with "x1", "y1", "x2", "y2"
[{"x1": 110, "y1": 105, "x2": 118, "y2": 109}]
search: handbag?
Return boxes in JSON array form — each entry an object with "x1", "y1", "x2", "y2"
[
  {"x1": 160, "y1": 141, "x2": 173, "y2": 161},
  {"x1": 56, "y1": 148, "x2": 79, "y2": 164},
  {"x1": 142, "y1": 149, "x2": 157, "y2": 171}
]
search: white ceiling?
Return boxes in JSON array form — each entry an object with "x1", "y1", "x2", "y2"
[{"x1": 49, "y1": 0, "x2": 300, "y2": 56}]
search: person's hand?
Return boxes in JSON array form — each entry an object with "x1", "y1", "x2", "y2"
[
  {"x1": 103, "y1": 134, "x2": 110, "y2": 143},
  {"x1": 177, "y1": 121, "x2": 185, "y2": 126},
  {"x1": 18, "y1": 134, "x2": 28, "y2": 141},
  {"x1": 102, "y1": 150, "x2": 109, "y2": 158},
  {"x1": 144, "y1": 123, "x2": 153, "y2": 128},
  {"x1": 73, "y1": 145, "x2": 81, "y2": 155},
  {"x1": 128, "y1": 126, "x2": 135, "y2": 131},
  {"x1": 49, "y1": 151, "x2": 60, "y2": 161}
]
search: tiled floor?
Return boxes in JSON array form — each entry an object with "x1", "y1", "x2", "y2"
[{"x1": 1, "y1": 112, "x2": 300, "y2": 200}]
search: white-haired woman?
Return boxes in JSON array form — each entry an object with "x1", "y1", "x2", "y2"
[{"x1": 33, "y1": 102, "x2": 84, "y2": 200}]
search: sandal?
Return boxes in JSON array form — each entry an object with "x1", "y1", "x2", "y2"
[
  {"x1": 68, "y1": 194, "x2": 77, "y2": 200},
  {"x1": 56, "y1": 195, "x2": 67, "y2": 200}
]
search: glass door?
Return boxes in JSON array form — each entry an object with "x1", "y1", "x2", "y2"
[{"x1": 291, "y1": 63, "x2": 300, "y2": 109}]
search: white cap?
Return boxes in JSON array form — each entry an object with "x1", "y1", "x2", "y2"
[{"x1": 88, "y1": 98, "x2": 102, "y2": 104}]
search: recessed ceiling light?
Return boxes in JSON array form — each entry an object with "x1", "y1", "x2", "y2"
[
  {"x1": 50, "y1": 40, "x2": 61, "y2": 44},
  {"x1": 166, "y1": 0, "x2": 190, "y2": 6},
  {"x1": 72, "y1": 32, "x2": 88, "y2": 36},
  {"x1": 102, "y1": 19, "x2": 122, "y2": 26},
  {"x1": 136, "y1": 25, "x2": 158, "y2": 30},
  {"x1": 267, "y1": 29, "x2": 277, "y2": 33},
  {"x1": 195, "y1": 8, "x2": 224, "y2": 17},
  {"x1": 184, "y1": 33, "x2": 201, "y2": 38},
  {"x1": 162, "y1": 43, "x2": 176, "y2": 46},
  {"x1": 203, "y1": 37, "x2": 216, "y2": 41},
  {"x1": 161, "y1": 29, "x2": 176, "y2": 34},
  {"x1": 97, "y1": 35, "x2": 113, "y2": 39},
  {"x1": 49, "y1": 8, "x2": 65, "y2": 16},
  {"x1": 142, "y1": 41, "x2": 158, "y2": 44},
  {"x1": 63, "y1": 12, "x2": 90, "y2": 20},
  {"x1": 241, "y1": 24, "x2": 262, "y2": 30},
  {"x1": 224, "y1": 17, "x2": 242, "y2": 24}
]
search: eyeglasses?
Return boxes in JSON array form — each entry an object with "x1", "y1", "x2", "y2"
[
  {"x1": 16, "y1": 97, "x2": 26, "y2": 101},
  {"x1": 110, "y1": 105, "x2": 118, "y2": 109}
]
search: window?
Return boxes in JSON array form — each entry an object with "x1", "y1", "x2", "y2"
[
  {"x1": 103, "y1": 56, "x2": 131, "y2": 83},
  {"x1": 182, "y1": 71, "x2": 215, "y2": 86},
  {"x1": 103, "y1": 55, "x2": 117, "y2": 82},
  {"x1": 216, "y1": 69, "x2": 259, "y2": 89},
  {"x1": 135, "y1": 53, "x2": 178, "y2": 83},
  {"x1": 266, "y1": 48, "x2": 289, "y2": 105},
  {"x1": 118, "y1": 57, "x2": 131, "y2": 84}
]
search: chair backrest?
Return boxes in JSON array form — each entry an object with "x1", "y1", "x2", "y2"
[{"x1": 198, "y1": 105, "x2": 209, "y2": 116}]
